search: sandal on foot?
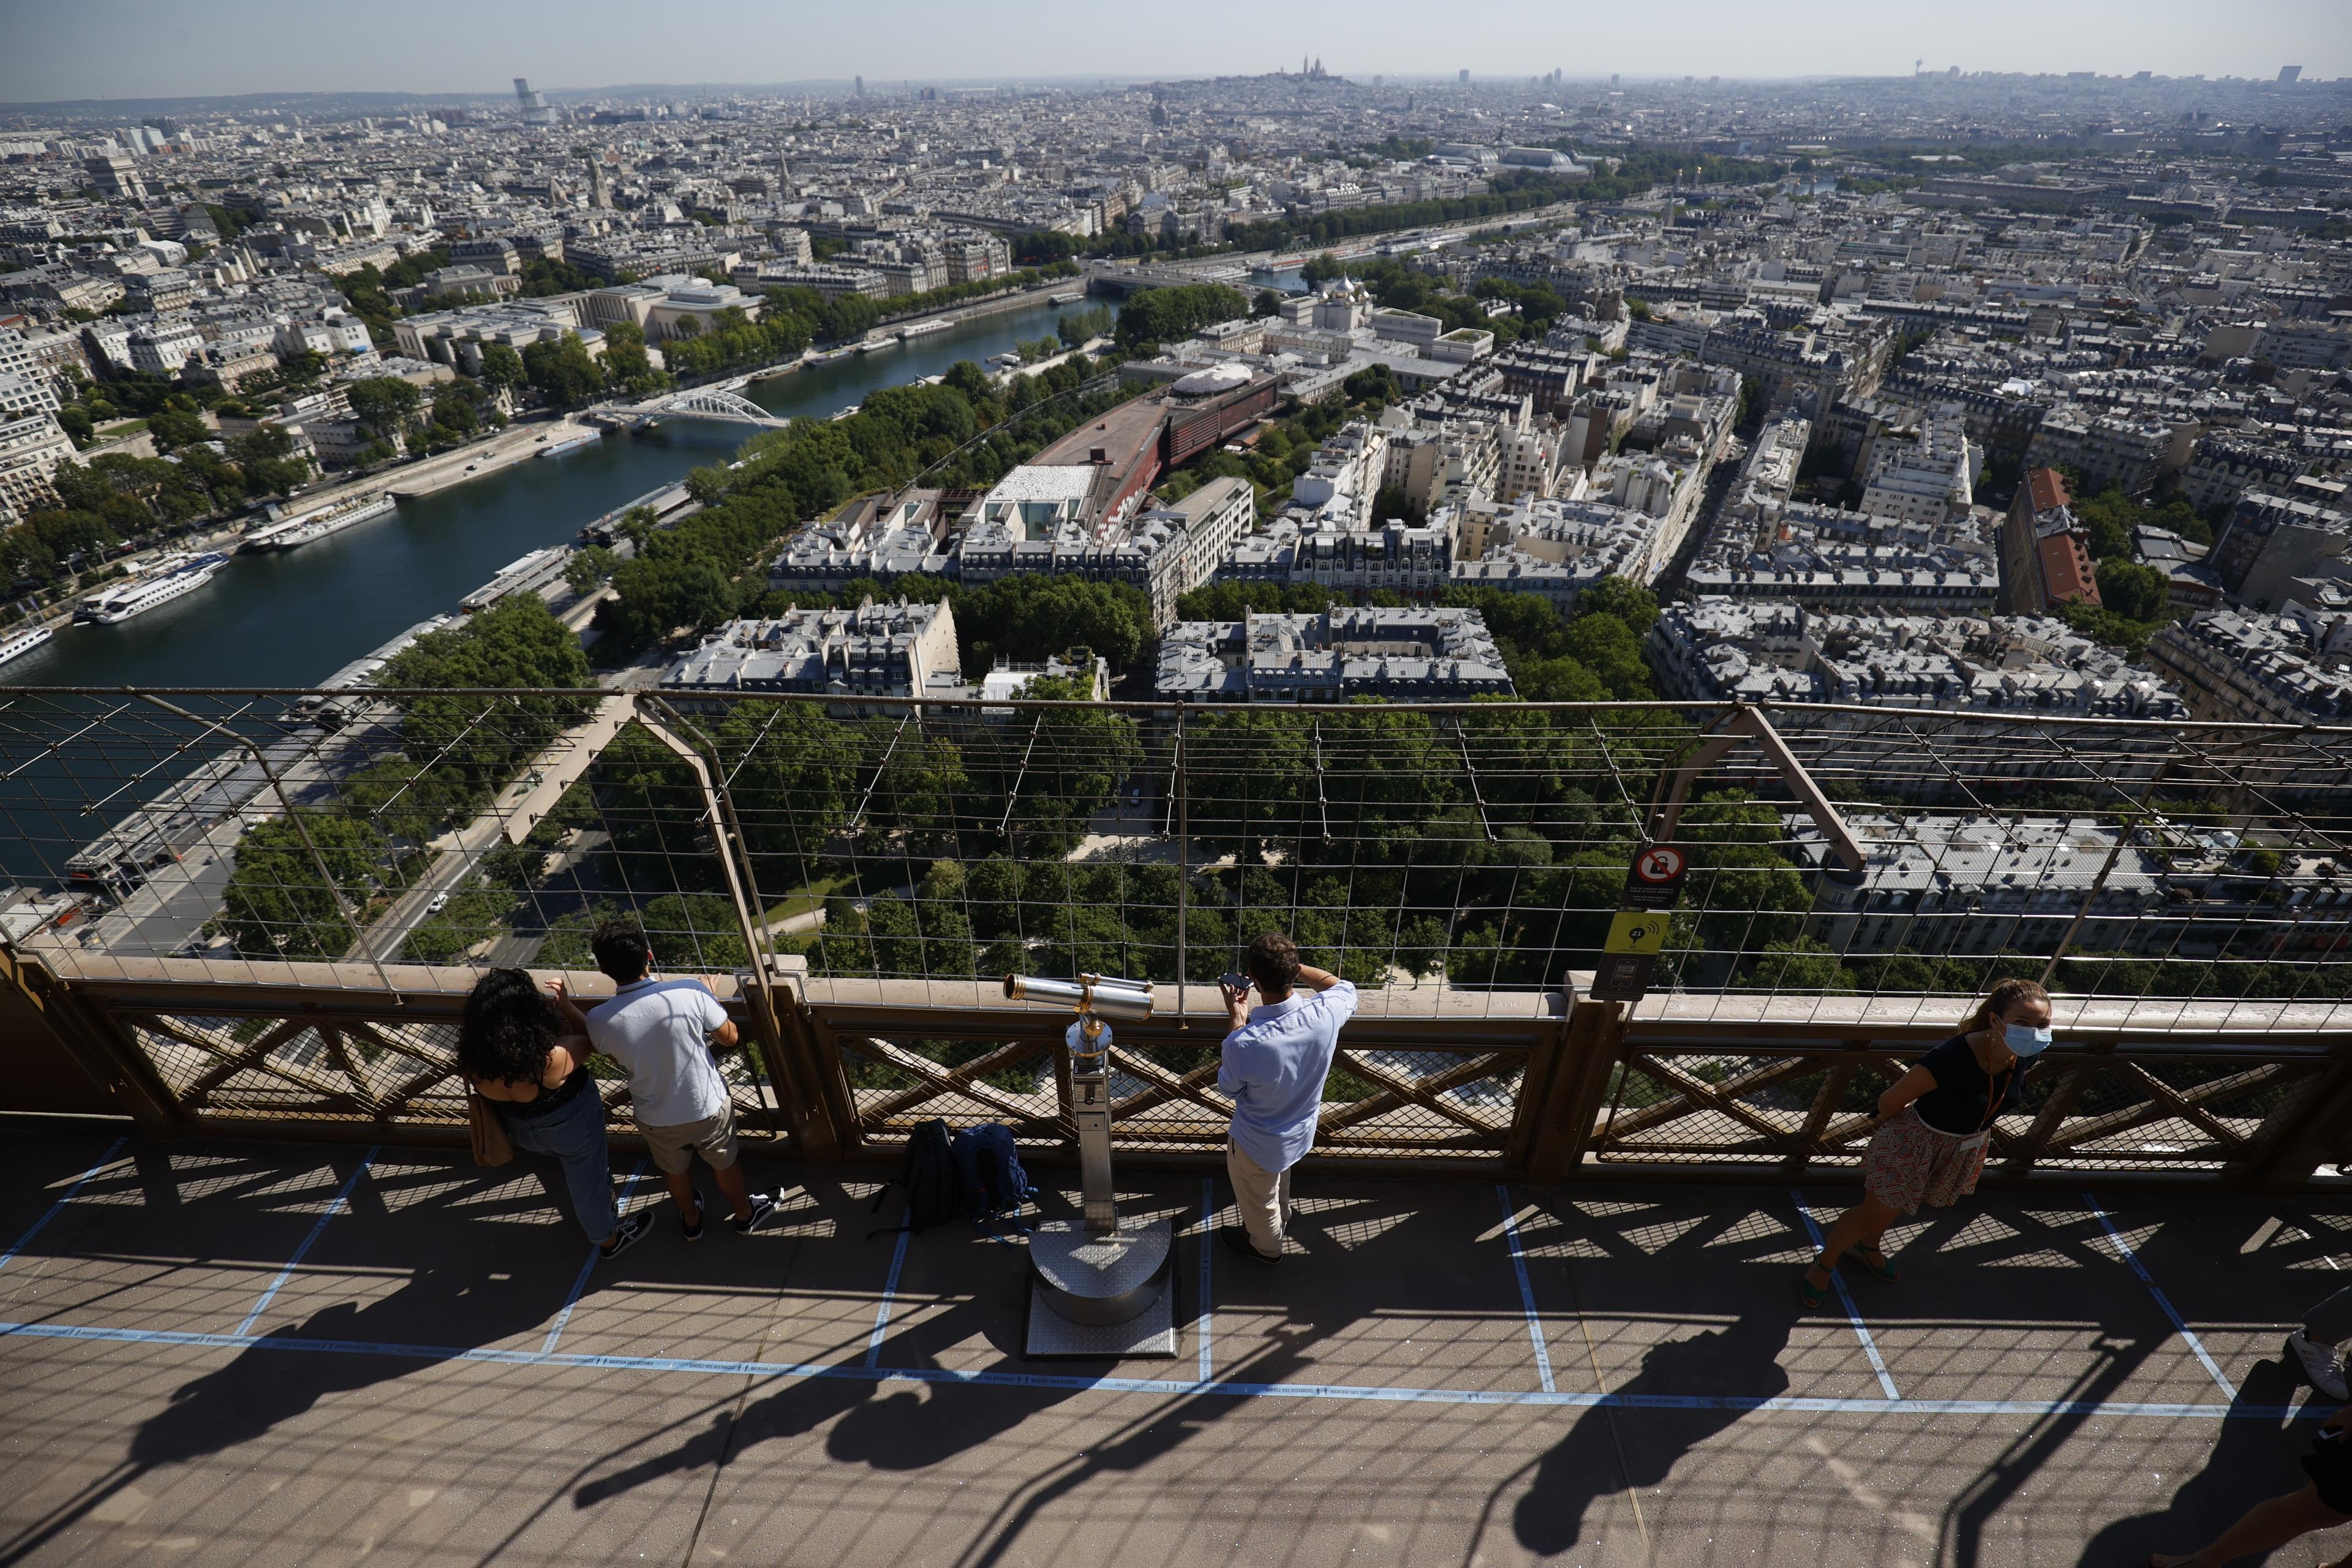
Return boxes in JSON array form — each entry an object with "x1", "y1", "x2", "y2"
[
  {"x1": 1853, "y1": 1250, "x2": 1900, "y2": 1284},
  {"x1": 1796, "y1": 1257, "x2": 1830, "y2": 1310}
]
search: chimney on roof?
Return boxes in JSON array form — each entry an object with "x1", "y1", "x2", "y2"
[{"x1": 1090, "y1": 447, "x2": 1108, "y2": 464}]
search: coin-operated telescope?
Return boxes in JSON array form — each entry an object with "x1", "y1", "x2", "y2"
[{"x1": 1001, "y1": 973, "x2": 1177, "y2": 1358}]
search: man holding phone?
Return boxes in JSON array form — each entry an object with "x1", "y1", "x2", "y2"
[{"x1": 1217, "y1": 931, "x2": 1357, "y2": 1262}]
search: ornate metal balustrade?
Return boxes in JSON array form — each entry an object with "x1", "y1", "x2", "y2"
[{"x1": 16, "y1": 954, "x2": 2351, "y2": 1189}]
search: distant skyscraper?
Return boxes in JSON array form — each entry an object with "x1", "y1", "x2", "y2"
[
  {"x1": 1458, "y1": 69, "x2": 1469, "y2": 86},
  {"x1": 854, "y1": 74, "x2": 865, "y2": 96},
  {"x1": 513, "y1": 77, "x2": 555, "y2": 126},
  {"x1": 2277, "y1": 65, "x2": 2302, "y2": 84}
]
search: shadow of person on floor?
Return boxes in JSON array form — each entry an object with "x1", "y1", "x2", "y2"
[
  {"x1": 2075, "y1": 1355, "x2": 2324, "y2": 1567},
  {"x1": 948, "y1": 1326, "x2": 1319, "y2": 1568},
  {"x1": 1512, "y1": 1304, "x2": 1796, "y2": 1556},
  {"x1": 573, "y1": 1292, "x2": 1084, "y2": 1507},
  {"x1": 0, "y1": 1254, "x2": 572, "y2": 1564}
]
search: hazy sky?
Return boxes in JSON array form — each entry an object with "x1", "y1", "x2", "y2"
[{"x1": 2, "y1": 0, "x2": 2343, "y2": 105}]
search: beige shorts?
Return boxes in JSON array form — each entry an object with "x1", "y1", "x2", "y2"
[{"x1": 640, "y1": 1103, "x2": 739, "y2": 1174}]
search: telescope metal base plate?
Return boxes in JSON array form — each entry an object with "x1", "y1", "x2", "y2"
[
  {"x1": 1024, "y1": 1217, "x2": 1178, "y2": 1360},
  {"x1": 1025, "y1": 1280, "x2": 1178, "y2": 1360}
]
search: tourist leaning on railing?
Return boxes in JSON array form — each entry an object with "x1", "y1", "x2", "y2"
[
  {"x1": 582, "y1": 919, "x2": 777, "y2": 1240},
  {"x1": 1798, "y1": 978, "x2": 2054, "y2": 1311},
  {"x1": 1217, "y1": 930, "x2": 1357, "y2": 1263},
  {"x1": 459, "y1": 968, "x2": 650, "y2": 1262}
]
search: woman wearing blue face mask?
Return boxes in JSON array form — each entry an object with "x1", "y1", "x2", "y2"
[{"x1": 1800, "y1": 977, "x2": 2054, "y2": 1310}]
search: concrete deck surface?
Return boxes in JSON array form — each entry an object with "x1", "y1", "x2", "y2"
[{"x1": 0, "y1": 1120, "x2": 2345, "y2": 1567}]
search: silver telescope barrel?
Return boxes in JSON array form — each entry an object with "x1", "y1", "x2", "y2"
[{"x1": 1003, "y1": 973, "x2": 1155, "y2": 1022}]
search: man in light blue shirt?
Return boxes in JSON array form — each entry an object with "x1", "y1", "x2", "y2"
[{"x1": 1218, "y1": 931, "x2": 1357, "y2": 1261}]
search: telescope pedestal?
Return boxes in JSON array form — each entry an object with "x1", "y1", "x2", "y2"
[{"x1": 1025, "y1": 1216, "x2": 1177, "y2": 1359}]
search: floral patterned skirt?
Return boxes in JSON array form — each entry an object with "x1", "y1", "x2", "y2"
[{"x1": 1862, "y1": 1105, "x2": 1990, "y2": 1215}]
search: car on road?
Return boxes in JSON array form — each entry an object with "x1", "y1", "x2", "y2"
[{"x1": 426, "y1": 891, "x2": 450, "y2": 915}]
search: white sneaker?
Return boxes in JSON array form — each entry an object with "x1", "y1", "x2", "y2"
[{"x1": 2288, "y1": 1330, "x2": 2349, "y2": 1400}]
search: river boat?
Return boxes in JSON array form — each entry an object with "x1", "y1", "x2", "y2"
[
  {"x1": 0, "y1": 623, "x2": 53, "y2": 667},
  {"x1": 73, "y1": 552, "x2": 232, "y2": 625},
  {"x1": 537, "y1": 431, "x2": 602, "y2": 459},
  {"x1": 242, "y1": 493, "x2": 398, "y2": 552}
]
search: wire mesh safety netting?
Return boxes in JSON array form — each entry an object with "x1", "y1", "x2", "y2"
[{"x1": 4, "y1": 685, "x2": 2351, "y2": 1028}]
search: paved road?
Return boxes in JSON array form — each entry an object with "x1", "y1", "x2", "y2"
[
  {"x1": 352, "y1": 696, "x2": 633, "y2": 962},
  {"x1": 1, "y1": 1124, "x2": 2342, "y2": 1567},
  {"x1": 62, "y1": 715, "x2": 400, "y2": 962}
]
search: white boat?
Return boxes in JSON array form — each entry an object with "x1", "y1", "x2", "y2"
[
  {"x1": 74, "y1": 552, "x2": 232, "y2": 625},
  {"x1": 0, "y1": 623, "x2": 53, "y2": 667},
  {"x1": 243, "y1": 493, "x2": 398, "y2": 552},
  {"x1": 897, "y1": 318, "x2": 953, "y2": 339},
  {"x1": 538, "y1": 431, "x2": 602, "y2": 459}
]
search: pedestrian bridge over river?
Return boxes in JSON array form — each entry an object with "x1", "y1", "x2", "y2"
[{"x1": 608, "y1": 383, "x2": 793, "y2": 428}]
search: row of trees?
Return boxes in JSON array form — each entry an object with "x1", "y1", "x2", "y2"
[
  {"x1": 594, "y1": 357, "x2": 1137, "y2": 653},
  {"x1": 342, "y1": 374, "x2": 509, "y2": 462},
  {"x1": 215, "y1": 598, "x2": 596, "y2": 958},
  {"x1": 1114, "y1": 284, "x2": 1253, "y2": 350},
  {"x1": 562, "y1": 682, "x2": 1831, "y2": 992},
  {"x1": 1562, "y1": 148, "x2": 1791, "y2": 202},
  {"x1": 1, "y1": 423, "x2": 314, "y2": 595},
  {"x1": 1221, "y1": 170, "x2": 1578, "y2": 252},
  {"x1": 655, "y1": 265, "x2": 1086, "y2": 383}
]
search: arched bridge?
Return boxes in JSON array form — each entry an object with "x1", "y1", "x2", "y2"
[{"x1": 620, "y1": 387, "x2": 792, "y2": 428}]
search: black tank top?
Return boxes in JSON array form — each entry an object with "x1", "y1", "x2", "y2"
[{"x1": 492, "y1": 1063, "x2": 592, "y2": 1121}]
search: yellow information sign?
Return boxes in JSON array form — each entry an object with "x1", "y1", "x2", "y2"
[{"x1": 1604, "y1": 910, "x2": 1669, "y2": 956}]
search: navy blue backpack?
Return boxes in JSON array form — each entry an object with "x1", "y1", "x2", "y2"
[{"x1": 950, "y1": 1123, "x2": 1035, "y2": 1233}]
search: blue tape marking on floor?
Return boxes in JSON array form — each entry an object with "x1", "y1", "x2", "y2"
[
  {"x1": 1790, "y1": 1188, "x2": 1900, "y2": 1400},
  {"x1": 1197, "y1": 1176, "x2": 1214, "y2": 1384},
  {"x1": 2086, "y1": 1190, "x2": 2240, "y2": 1401},
  {"x1": 865, "y1": 1225, "x2": 911, "y2": 1369},
  {"x1": 235, "y1": 1146, "x2": 378, "y2": 1338},
  {"x1": 0, "y1": 1137, "x2": 128, "y2": 1280},
  {"x1": 0, "y1": 1316, "x2": 2295, "y2": 1422},
  {"x1": 1496, "y1": 1183, "x2": 1555, "y2": 1395},
  {"x1": 542, "y1": 1159, "x2": 648, "y2": 1357}
]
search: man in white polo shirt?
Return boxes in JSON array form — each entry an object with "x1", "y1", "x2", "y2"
[
  {"x1": 585, "y1": 919, "x2": 775, "y2": 1238},
  {"x1": 1218, "y1": 930, "x2": 1357, "y2": 1261}
]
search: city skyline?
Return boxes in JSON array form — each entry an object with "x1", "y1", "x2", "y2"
[{"x1": 2, "y1": 0, "x2": 2345, "y2": 107}]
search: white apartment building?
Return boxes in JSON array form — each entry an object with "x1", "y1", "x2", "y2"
[
  {"x1": 0, "y1": 413, "x2": 75, "y2": 522},
  {"x1": 0, "y1": 369, "x2": 59, "y2": 420},
  {"x1": 1860, "y1": 413, "x2": 1977, "y2": 526},
  {"x1": 127, "y1": 322, "x2": 206, "y2": 375},
  {"x1": 1497, "y1": 426, "x2": 1561, "y2": 503}
]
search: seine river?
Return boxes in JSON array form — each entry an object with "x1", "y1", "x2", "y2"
[{"x1": 4, "y1": 292, "x2": 1099, "y2": 690}]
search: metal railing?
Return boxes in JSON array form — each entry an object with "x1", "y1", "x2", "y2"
[
  {"x1": 4, "y1": 687, "x2": 2350, "y2": 1021},
  {"x1": 16, "y1": 952, "x2": 2352, "y2": 1189}
]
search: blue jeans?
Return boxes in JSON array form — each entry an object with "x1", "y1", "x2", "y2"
[{"x1": 501, "y1": 1084, "x2": 617, "y2": 1243}]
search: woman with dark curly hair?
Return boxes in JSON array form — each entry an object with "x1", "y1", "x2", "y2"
[
  {"x1": 1800, "y1": 977, "x2": 2053, "y2": 1309},
  {"x1": 459, "y1": 968, "x2": 649, "y2": 1261}
]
